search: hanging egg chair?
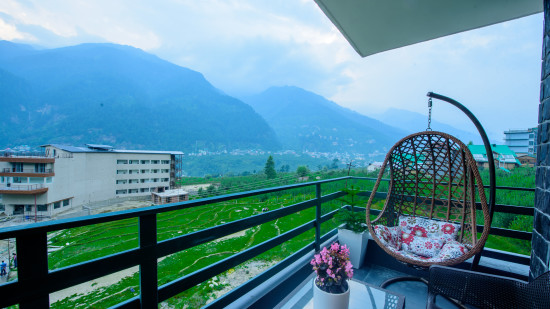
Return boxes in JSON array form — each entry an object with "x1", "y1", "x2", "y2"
[{"x1": 365, "y1": 93, "x2": 495, "y2": 272}]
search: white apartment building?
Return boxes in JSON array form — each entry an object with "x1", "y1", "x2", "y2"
[
  {"x1": 0, "y1": 144, "x2": 183, "y2": 218},
  {"x1": 503, "y1": 127, "x2": 537, "y2": 156}
]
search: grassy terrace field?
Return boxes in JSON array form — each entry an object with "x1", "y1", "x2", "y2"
[
  {"x1": 6, "y1": 167, "x2": 534, "y2": 308},
  {"x1": 46, "y1": 179, "x2": 350, "y2": 308}
]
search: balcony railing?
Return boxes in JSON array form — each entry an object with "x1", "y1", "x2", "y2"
[
  {"x1": 0, "y1": 176, "x2": 534, "y2": 308},
  {"x1": 0, "y1": 151, "x2": 72, "y2": 159},
  {"x1": 0, "y1": 184, "x2": 46, "y2": 191},
  {"x1": 1, "y1": 168, "x2": 54, "y2": 174}
]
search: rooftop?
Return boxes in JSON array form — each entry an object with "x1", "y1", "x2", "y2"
[{"x1": 41, "y1": 143, "x2": 184, "y2": 155}]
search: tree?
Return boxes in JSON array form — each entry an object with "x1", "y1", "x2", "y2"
[
  {"x1": 331, "y1": 158, "x2": 339, "y2": 169},
  {"x1": 264, "y1": 155, "x2": 277, "y2": 179},
  {"x1": 296, "y1": 165, "x2": 309, "y2": 177}
]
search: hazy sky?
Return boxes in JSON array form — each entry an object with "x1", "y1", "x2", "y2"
[{"x1": 0, "y1": 1, "x2": 543, "y2": 141}]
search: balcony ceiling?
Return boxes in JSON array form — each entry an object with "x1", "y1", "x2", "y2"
[{"x1": 314, "y1": 0, "x2": 543, "y2": 57}]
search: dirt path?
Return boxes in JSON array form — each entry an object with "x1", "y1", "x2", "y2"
[{"x1": 50, "y1": 265, "x2": 139, "y2": 303}]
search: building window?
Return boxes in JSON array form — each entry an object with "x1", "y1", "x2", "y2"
[
  {"x1": 141, "y1": 169, "x2": 149, "y2": 174},
  {"x1": 35, "y1": 163, "x2": 46, "y2": 173},
  {"x1": 529, "y1": 141, "x2": 534, "y2": 145},
  {"x1": 117, "y1": 170, "x2": 128, "y2": 174},
  {"x1": 13, "y1": 177, "x2": 24, "y2": 183},
  {"x1": 166, "y1": 197, "x2": 171, "y2": 203},
  {"x1": 141, "y1": 160, "x2": 150, "y2": 164},
  {"x1": 129, "y1": 189, "x2": 139, "y2": 194},
  {"x1": 161, "y1": 169, "x2": 169, "y2": 173},
  {"x1": 116, "y1": 190, "x2": 127, "y2": 195},
  {"x1": 152, "y1": 178, "x2": 160, "y2": 182},
  {"x1": 129, "y1": 170, "x2": 139, "y2": 174},
  {"x1": 140, "y1": 188, "x2": 149, "y2": 193},
  {"x1": 29, "y1": 177, "x2": 44, "y2": 184},
  {"x1": 54, "y1": 202, "x2": 61, "y2": 209},
  {"x1": 151, "y1": 160, "x2": 160, "y2": 164},
  {"x1": 162, "y1": 178, "x2": 169, "y2": 182},
  {"x1": 129, "y1": 179, "x2": 139, "y2": 184},
  {"x1": 117, "y1": 160, "x2": 128, "y2": 164},
  {"x1": 152, "y1": 169, "x2": 159, "y2": 173},
  {"x1": 63, "y1": 199, "x2": 70, "y2": 207},
  {"x1": 25, "y1": 205, "x2": 33, "y2": 212},
  {"x1": 37, "y1": 205, "x2": 48, "y2": 212},
  {"x1": 0, "y1": 204, "x2": 4, "y2": 211},
  {"x1": 161, "y1": 160, "x2": 170, "y2": 164},
  {"x1": 129, "y1": 160, "x2": 139, "y2": 164},
  {"x1": 179, "y1": 195, "x2": 186, "y2": 200},
  {"x1": 0, "y1": 177, "x2": 4, "y2": 183},
  {"x1": 116, "y1": 180, "x2": 127, "y2": 184},
  {"x1": 46, "y1": 177, "x2": 53, "y2": 183}
]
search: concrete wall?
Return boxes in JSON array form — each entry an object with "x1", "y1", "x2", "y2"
[{"x1": 531, "y1": 0, "x2": 550, "y2": 280}]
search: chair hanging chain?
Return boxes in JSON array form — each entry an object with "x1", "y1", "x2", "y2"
[{"x1": 427, "y1": 97, "x2": 433, "y2": 131}]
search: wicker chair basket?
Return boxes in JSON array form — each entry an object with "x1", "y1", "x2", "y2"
[{"x1": 366, "y1": 131, "x2": 491, "y2": 268}]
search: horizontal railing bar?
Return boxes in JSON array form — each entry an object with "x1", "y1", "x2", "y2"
[
  {"x1": 481, "y1": 247, "x2": 531, "y2": 266},
  {"x1": 48, "y1": 248, "x2": 142, "y2": 296},
  {"x1": 0, "y1": 247, "x2": 143, "y2": 306},
  {"x1": 477, "y1": 225, "x2": 532, "y2": 241},
  {"x1": 476, "y1": 203, "x2": 535, "y2": 216},
  {"x1": 484, "y1": 186, "x2": 535, "y2": 192},
  {"x1": 110, "y1": 296, "x2": 140, "y2": 309},
  {"x1": 0, "y1": 177, "x2": 351, "y2": 237},
  {"x1": 350, "y1": 177, "x2": 534, "y2": 193},
  {"x1": 157, "y1": 198, "x2": 318, "y2": 257},
  {"x1": 0, "y1": 282, "x2": 20, "y2": 308},
  {"x1": 158, "y1": 219, "x2": 316, "y2": 302},
  {"x1": 356, "y1": 190, "x2": 535, "y2": 217}
]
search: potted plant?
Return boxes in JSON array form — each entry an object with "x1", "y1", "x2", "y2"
[
  {"x1": 335, "y1": 185, "x2": 369, "y2": 268},
  {"x1": 310, "y1": 242, "x2": 353, "y2": 309}
]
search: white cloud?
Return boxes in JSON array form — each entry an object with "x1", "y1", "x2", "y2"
[{"x1": 0, "y1": 17, "x2": 34, "y2": 40}]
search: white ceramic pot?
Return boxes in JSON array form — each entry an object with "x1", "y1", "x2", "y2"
[
  {"x1": 313, "y1": 279, "x2": 350, "y2": 309},
  {"x1": 338, "y1": 225, "x2": 369, "y2": 268}
]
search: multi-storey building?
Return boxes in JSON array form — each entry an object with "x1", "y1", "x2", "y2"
[
  {"x1": 0, "y1": 144, "x2": 183, "y2": 218},
  {"x1": 503, "y1": 127, "x2": 537, "y2": 156}
]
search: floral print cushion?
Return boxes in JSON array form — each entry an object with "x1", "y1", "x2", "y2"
[
  {"x1": 401, "y1": 233, "x2": 446, "y2": 258},
  {"x1": 437, "y1": 240, "x2": 469, "y2": 260},
  {"x1": 373, "y1": 216, "x2": 469, "y2": 263},
  {"x1": 398, "y1": 215, "x2": 461, "y2": 242},
  {"x1": 373, "y1": 225, "x2": 402, "y2": 250}
]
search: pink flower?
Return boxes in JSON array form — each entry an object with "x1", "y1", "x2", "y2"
[
  {"x1": 312, "y1": 241, "x2": 353, "y2": 291},
  {"x1": 340, "y1": 244, "x2": 350, "y2": 256}
]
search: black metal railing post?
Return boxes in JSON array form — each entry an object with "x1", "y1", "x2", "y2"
[
  {"x1": 314, "y1": 183, "x2": 321, "y2": 251},
  {"x1": 139, "y1": 214, "x2": 158, "y2": 308},
  {"x1": 17, "y1": 232, "x2": 49, "y2": 308}
]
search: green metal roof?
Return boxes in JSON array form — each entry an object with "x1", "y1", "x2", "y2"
[{"x1": 468, "y1": 144, "x2": 521, "y2": 165}]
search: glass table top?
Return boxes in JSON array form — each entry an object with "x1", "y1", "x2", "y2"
[{"x1": 276, "y1": 273, "x2": 405, "y2": 309}]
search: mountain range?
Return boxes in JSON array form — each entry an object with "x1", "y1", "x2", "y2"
[
  {"x1": 243, "y1": 86, "x2": 406, "y2": 153},
  {"x1": 0, "y1": 41, "x2": 279, "y2": 151},
  {"x1": 0, "y1": 41, "x2": 478, "y2": 155}
]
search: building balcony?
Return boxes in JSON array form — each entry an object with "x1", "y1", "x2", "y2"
[
  {"x1": 0, "y1": 184, "x2": 48, "y2": 194},
  {"x1": 0, "y1": 177, "x2": 536, "y2": 308},
  {"x1": 0, "y1": 151, "x2": 56, "y2": 163},
  {"x1": 0, "y1": 168, "x2": 54, "y2": 177}
]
